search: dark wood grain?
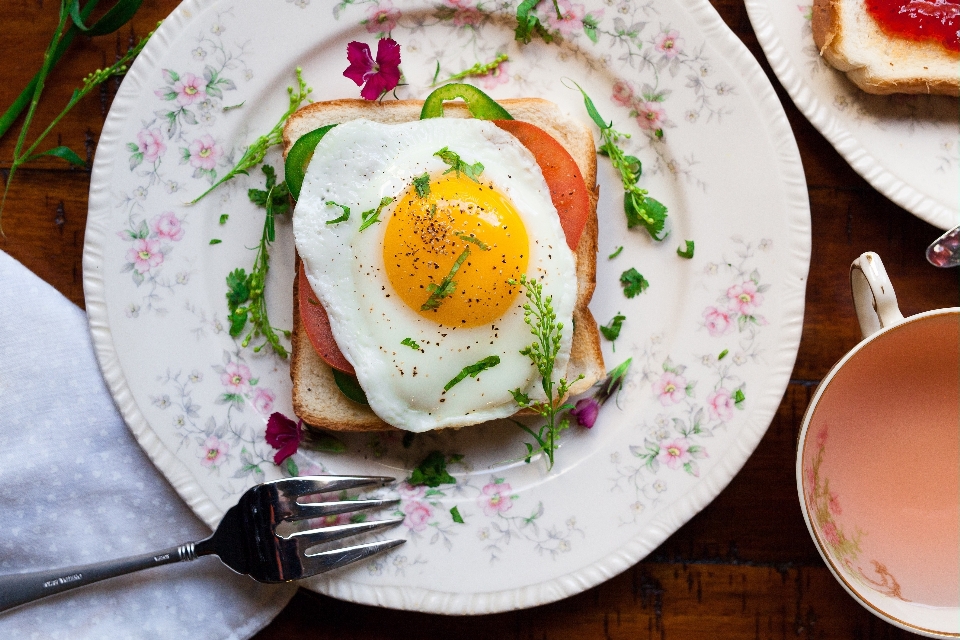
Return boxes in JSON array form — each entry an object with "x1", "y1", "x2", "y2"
[{"x1": 1, "y1": 1, "x2": 953, "y2": 637}]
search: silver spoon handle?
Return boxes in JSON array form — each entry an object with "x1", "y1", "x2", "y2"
[
  {"x1": 0, "y1": 543, "x2": 199, "y2": 613},
  {"x1": 927, "y1": 225, "x2": 960, "y2": 268}
]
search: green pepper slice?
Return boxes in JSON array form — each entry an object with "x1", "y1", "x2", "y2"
[
  {"x1": 284, "y1": 124, "x2": 337, "y2": 201},
  {"x1": 420, "y1": 83, "x2": 513, "y2": 121}
]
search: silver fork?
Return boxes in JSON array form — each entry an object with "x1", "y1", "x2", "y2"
[{"x1": 0, "y1": 476, "x2": 404, "y2": 613}]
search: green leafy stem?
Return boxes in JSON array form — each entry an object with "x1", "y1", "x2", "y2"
[
  {"x1": 510, "y1": 274, "x2": 582, "y2": 470},
  {"x1": 567, "y1": 80, "x2": 669, "y2": 240},
  {"x1": 0, "y1": 6, "x2": 154, "y2": 228},
  {"x1": 189, "y1": 67, "x2": 312, "y2": 204},
  {"x1": 225, "y1": 165, "x2": 291, "y2": 358}
]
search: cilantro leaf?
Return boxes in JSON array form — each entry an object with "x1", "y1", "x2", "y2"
[
  {"x1": 600, "y1": 313, "x2": 626, "y2": 343},
  {"x1": 401, "y1": 337, "x2": 421, "y2": 350},
  {"x1": 625, "y1": 192, "x2": 667, "y2": 240},
  {"x1": 608, "y1": 246, "x2": 623, "y2": 259},
  {"x1": 677, "y1": 240, "x2": 695, "y2": 259},
  {"x1": 515, "y1": 0, "x2": 555, "y2": 44},
  {"x1": 458, "y1": 234, "x2": 489, "y2": 250},
  {"x1": 408, "y1": 451, "x2": 456, "y2": 487},
  {"x1": 226, "y1": 268, "x2": 250, "y2": 309},
  {"x1": 421, "y1": 247, "x2": 470, "y2": 311},
  {"x1": 219, "y1": 214, "x2": 229, "y2": 225},
  {"x1": 325, "y1": 201, "x2": 351, "y2": 225},
  {"x1": 358, "y1": 196, "x2": 393, "y2": 232},
  {"x1": 434, "y1": 147, "x2": 484, "y2": 182},
  {"x1": 413, "y1": 172, "x2": 430, "y2": 198},
  {"x1": 450, "y1": 506, "x2": 465, "y2": 523},
  {"x1": 443, "y1": 355, "x2": 501, "y2": 392},
  {"x1": 620, "y1": 268, "x2": 649, "y2": 298}
]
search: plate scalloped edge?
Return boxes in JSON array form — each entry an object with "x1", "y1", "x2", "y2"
[
  {"x1": 744, "y1": 0, "x2": 958, "y2": 232},
  {"x1": 82, "y1": 0, "x2": 811, "y2": 615}
]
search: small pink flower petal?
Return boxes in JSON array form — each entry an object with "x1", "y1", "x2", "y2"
[{"x1": 344, "y1": 41, "x2": 376, "y2": 86}]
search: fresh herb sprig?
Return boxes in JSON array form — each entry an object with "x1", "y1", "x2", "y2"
[
  {"x1": 225, "y1": 165, "x2": 291, "y2": 357},
  {"x1": 189, "y1": 67, "x2": 312, "y2": 204},
  {"x1": 421, "y1": 247, "x2": 470, "y2": 311},
  {"x1": 434, "y1": 147, "x2": 484, "y2": 182},
  {"x1": 515, "y1": 0, "x2": 562, "y2": 44},
  {"x1": 510, "y1": 274, "x2": 582, "y2": 470},
  {"x1": 569, "y1": 82, "x2": 669, "y2": 240},
  {"x1": 444, "y1": 355, "x2": 501, "y2": 392},
  {"x1": 358, "y1": 196, "x2": 393, "y2": 232},
  {"x1": 0, "y1": 23, "x2": 154, "y2": 227},
  {"x1": 431, "y1": 53, "x2": 509, "y2": 86}
]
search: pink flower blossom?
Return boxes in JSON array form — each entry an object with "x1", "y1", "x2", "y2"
[
  {"x1": 478, "y1": 482, "x2": 513, "y2": 516},
  {"x1": 702, "y1": 306, "x2": 734, "y2": 337},
  {"x1": 126, "y1": 238, "x2": 164, "y2": 272},
  {"x1": 657, "y1": 438, "x2": 692, "y2": 470},
  {"x1": 201, "y1": 436, "x2": 229, "y2": 467},
  {"x1": 822, "y1": 521, "x2": 840, "y2": 546},
  {"x1": 188, "y1": 135, "x2": 222, "y2": 171},
  {"x1": 611, "y1": 80, "x2": 635, "y2": 107},
  {"x1": 402, "y1": 500, "x2": 433, "y2": 532},
  {"x1": 343, "y1": 38, "x2": 402, "y2": 101},
  {"x1": 253, "y1": 388, "x2": 276, "y2": 416},
  {"x1": 634, "y1": 101, "x2": 667, "y2": 131},
  {"x1": 221, "y1": 362, "x2": 252, "y2": 393},
  {"x1": 173, "y1": 73, "x2": 206, "y2": 106},
  {"x1": 365, "y1": 0, "x2": 401, "y2": 33},
  {"x1": 479, "y1": 61, "x2": 510, "y2": 90},
  {"x1": 727, "y1": 280, "x2": 764, "y2": 315},
  {"x1": 398, "y1": 482, "x2": 427, "y2": 501},
  {"x1": 706, "y1": 388, "x2": 735, "y2": 422},
  {"x1": 137, "y1": 128, "x2": 166, "y2": 162},
  {"x1": 653, "y1": 371, "x2": 687, "y2": 406},
  {"x1": 543, "y1": 0, "x2": 585, "y2": 35},
  {"x1": 265, "y1": 412, "x2": 302, "y2": 464},
  {"x1": 655, "y1": 29, "x2": 684, "y2": 58},
  {"x1": 570, "y1": 397, "x2": 600, "y2": 428},
  {"x1": 828, "y1": 491, "x2": 842, "y2": 516},
  {"x1": 453, "y1": 7, "x2": 484, "y2": 27},
  {"x1": 150, "y1": 211, "x2": 184, "y2": 242},
  {"x1": 816, "y1": 425, "x2": 829, "y2": 448}
]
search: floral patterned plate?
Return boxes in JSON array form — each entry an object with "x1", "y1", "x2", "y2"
[
  {"x1": 744, "y1": 0, "x2": 960, "y2": 231},
  {"x1": 83, "y1": 0, "x2": 810, "y2": 614}
]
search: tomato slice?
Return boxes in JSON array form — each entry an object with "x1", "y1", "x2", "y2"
[
  {"x1": 492, "y1": 119, "x2": 590, "y2": 251},
  {"x1": 299, "y1": 121, "x2": 591, "y2": 373},
  {"x1": 298, "y1": 262, "x2": 355, "y2": 375}
]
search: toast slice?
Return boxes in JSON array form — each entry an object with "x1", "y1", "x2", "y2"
[
  {"x1": 812, "y1": 0, "x2": 960, "y2": 96},
  {"x1": 285, "y1": 99, "x2": 604, "y2": 431}
]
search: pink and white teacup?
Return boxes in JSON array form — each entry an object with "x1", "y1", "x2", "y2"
[{"x1": 797, "y1": 252, "x2": 959, "y2": 637}]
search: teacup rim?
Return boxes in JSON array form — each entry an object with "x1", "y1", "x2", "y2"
[{"x1": 795, "y1": 307, "x2": 960, "y2": 638}]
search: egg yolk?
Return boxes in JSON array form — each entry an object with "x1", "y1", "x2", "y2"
[{"x1": 383, "y1": 173, "x2": 530, "y2": 327}]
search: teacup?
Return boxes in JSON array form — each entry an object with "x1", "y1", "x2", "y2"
[{"x1": 797, "y1": 252, "x2": 959, "y2": 637}]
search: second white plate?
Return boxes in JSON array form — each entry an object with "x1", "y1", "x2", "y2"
[{"x1": 746, "y1": 0, "x2": 960, "y2": 231}]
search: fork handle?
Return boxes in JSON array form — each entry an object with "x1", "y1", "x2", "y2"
[{"x1": 0, "y1": 542, "x2": 200, "y2": 613}]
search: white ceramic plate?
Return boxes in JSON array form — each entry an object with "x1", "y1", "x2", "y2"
[
  {"x1": 84, "y1": 0, "x2": 810, "y2": 614},
  {"x1": 744, "y1": 0, "x2": 960, "y2": 231}
]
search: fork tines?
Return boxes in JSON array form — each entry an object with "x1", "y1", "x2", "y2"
[{"x1": 263, "y1": 475, "x2": 405, "y2": 577}]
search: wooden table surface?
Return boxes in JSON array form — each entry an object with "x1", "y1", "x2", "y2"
[{"x1": 2, "y1": 1, "x2": 957, "y2": 637}]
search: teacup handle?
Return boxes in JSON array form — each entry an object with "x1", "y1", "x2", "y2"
[{"x1": 850, "y1": 252, "x2": 905, "y2": 339}]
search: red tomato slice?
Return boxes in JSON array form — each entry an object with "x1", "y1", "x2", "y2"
[
  {"x1": 300, "y1": 121, "x2": 590, "y2": 373},
  {"x1": 298, "y1": 262, "x2": 355, "y2": 375},
  {"x1": 493, "y1": 119, "x2": 590, "y2": 251}
]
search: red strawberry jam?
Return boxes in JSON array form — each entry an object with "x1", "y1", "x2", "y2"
[{"x1": 864, "y1": 0, "x2": 960, "y2": 52}]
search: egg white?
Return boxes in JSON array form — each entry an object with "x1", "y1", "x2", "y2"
[{"x1": 293, "y1": 118, "x2": 576, "y2": 432}]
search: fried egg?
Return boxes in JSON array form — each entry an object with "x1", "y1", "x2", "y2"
[{"x1": 293, "y1": 118, "x2": 576, "y2": 432}]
